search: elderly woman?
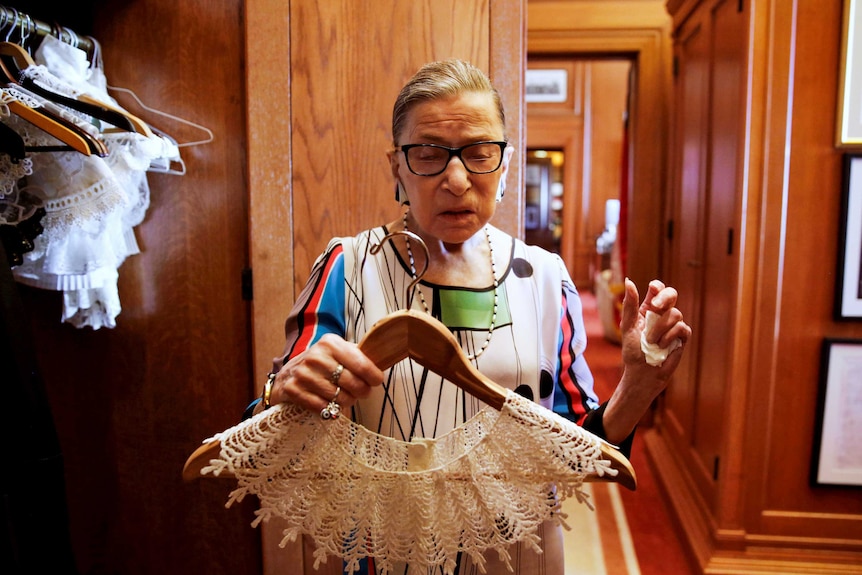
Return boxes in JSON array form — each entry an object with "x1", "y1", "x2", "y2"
[{"x1": 254, "y1": 59, "x2": 690, "y2": 574}]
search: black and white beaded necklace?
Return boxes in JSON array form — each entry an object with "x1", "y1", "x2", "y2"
[{"x1": 402, "y1": 211, "x2": 499, "y2": 360}]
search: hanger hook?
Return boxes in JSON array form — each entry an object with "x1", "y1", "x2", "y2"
[
  {"x1": 5, "y1": 7, "x2": 18, "y2": 42},
  {"x1": 22, "y1": 14, "x2": 33, "y2": 51},
  {"x1": 370, "y1": 229, "x2": 430, "y2": 307}
]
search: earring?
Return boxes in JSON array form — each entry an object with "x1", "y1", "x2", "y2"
[
  {"x1": 495, "y1": 180, "x2": 505, "y2": 202},
  {"x1": 395, "y1": 182, "x2": 410, "y2": 205}
]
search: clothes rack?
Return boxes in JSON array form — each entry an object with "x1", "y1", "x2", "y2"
[{"x1": 0, "y1": 5, "x2": 94, "y2": 56}]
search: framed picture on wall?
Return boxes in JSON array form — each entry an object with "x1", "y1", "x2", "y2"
[
  {"x1": 525, "y1": 69, "x2": 568, "y2": 103},
  {"x1": 836, "y1": 155, "x2": 862, "y2": 319},
  {"x1": 810, "y1": 339, "x2": 862, "y2": 487},
  {"x1": 837, "y1": 0, "x2": 862, "y2": 146}
]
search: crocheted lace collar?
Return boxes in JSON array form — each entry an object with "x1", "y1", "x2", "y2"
[{"x1": 202, "y1": 390, "x2": 620, "y2": 574}]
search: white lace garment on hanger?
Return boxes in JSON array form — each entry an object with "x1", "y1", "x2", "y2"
[
  {"x1": 201, "y1": 389, "x2": 618, "y2": 575},
  {"x1": 5, "y1": 36, "x2": 180, "y2": 328}
]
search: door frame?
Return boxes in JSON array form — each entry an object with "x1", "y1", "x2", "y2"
[{"x1": 528, "y1": 3, "x2": 673, "y2": 291}]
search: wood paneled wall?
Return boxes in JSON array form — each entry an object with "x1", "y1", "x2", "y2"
[
  {"x1": 529, "y1": 0, "x2": 862, "y2": 572},
  {"x1": 649, "y1": 0, "x2": 862, "y2": 572}
]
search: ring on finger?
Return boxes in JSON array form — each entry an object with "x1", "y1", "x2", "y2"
[
  {"x1": 330, "y1": 363, "x2": 344, "y2": 385},
  {"x1": 322, "y1": 364, "x2": 344, "y2": 420}
]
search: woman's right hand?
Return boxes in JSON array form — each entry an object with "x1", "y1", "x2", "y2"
[{"x1": 264, "y1": 334, "x2": 385, "y2": 415}]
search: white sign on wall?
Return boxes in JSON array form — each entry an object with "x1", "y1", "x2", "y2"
[{"x1": 525, "y1": 69, "x2": 568, "y2": 103}]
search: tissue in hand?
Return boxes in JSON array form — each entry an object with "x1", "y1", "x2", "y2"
[{"x1": 640, "y1": 311, "x2": 682, "y2": 367}]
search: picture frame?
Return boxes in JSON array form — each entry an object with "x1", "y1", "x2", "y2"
[
  {"x1": 837, "y1": 0, "x2": 862, "y2": 147},
  {"x1": 810, "y1": 339, "x2": 862, "y2": 487},
  {"x1": 835, "y1": 155, "x2": 862, "y2": 320},
  {"x1": 525, "y1": 69, "x2": 568, "y2": 103}
]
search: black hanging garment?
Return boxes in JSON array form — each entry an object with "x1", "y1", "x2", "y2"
[{"x1": 0, "y1": 239, "x2": 78, "y2": 573}]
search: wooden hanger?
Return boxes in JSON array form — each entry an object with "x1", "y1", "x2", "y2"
[
  {"x1": 1, "y1": 57, "x2": 106, "y2": 156},
  {"x1": 79, "y1": 93, "x2": 153, "y2": 137},
  {"x1": 4, "y1": 98, "x2": 96, "y2": 156},
  {"x1": 182, "y1": 309, "x2": 637, "y2": 490},
  {"x1": 0, "y1": 41, "x2": 145, "y2": 135}
]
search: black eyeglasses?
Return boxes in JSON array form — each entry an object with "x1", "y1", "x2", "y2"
[{"x1": 398, "y1": 141, "x2": 508, "y2": 176}]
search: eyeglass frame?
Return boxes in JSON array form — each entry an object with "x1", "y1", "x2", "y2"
[{"x1": 397, "y1": 141, "x2": 509, "y2": 176}]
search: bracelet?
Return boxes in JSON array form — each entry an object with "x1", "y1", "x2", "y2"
[{"x1": 262, "y1": 372, "x2": 276, "y2": 409}]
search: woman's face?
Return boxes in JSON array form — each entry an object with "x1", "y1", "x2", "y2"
[{"x1": 389, "y1": 91, "x2": 513, "y2": 246}]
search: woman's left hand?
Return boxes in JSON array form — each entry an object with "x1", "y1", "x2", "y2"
[
  {"x1": 601, "y1": 278, "x2": 691, "y2": 444},
  {"x1": 620, "y1": 278, "x2": 691, "y2": 383}
]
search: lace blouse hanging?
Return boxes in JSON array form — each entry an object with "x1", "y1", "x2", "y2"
[{"x1": 201, "y1": 390, "x2": 619, "y2": 575}]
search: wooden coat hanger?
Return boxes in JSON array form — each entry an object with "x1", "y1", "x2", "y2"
[
  {"x1": 182, "y1": 308, "x2": 637, "y2": 490},
  {"x1": 0, "y1": 41, "x2": 145, "y2": 135},
  {"x1": 4, "y1": 97, "x2": 97, "y2": 156},
  {"x1": 1, "y1": 53, "x2": 106, "y2": 156}
]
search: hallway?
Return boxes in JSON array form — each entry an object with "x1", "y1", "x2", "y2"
[{"x1": 572, "y1": 288, "x2": 693, "y2": 575}]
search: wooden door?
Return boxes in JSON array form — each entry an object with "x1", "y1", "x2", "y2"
[{"x1": 663, "y1": 0, "x2": 745, "y2": 509}]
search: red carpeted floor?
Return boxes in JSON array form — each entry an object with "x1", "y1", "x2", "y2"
[{"x1": 580, "y1": 289, "x2": 695, "y2": 575}]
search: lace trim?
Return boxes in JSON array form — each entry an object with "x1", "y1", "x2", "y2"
[
  {"x1": 22, "y1": 64, "x2": 85, "y2": 99},
  {"x1": 1, "y1": 85, "x2": 42, "y2": 109},
  {"x1": 0, "y1": 156, "x2": 33, "y2": 206},
  {"x1": 202, "y1": 390, "x2": 617, "y2": 574}
]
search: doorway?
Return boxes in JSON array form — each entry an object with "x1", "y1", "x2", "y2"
[{"x1": 525, "y1": 57, "x2": 632, "y2": 293}]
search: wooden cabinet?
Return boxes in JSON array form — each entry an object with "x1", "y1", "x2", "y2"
[{"x1": 651, "y1": 0, "x2": 862, "y2": 572}]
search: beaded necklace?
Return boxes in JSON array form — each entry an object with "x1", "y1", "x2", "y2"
[{"x1": 402, "y1": 211, "x2": 498, "y2": 360}]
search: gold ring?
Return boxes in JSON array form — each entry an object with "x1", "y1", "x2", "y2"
[{"x1": 262, "y1": 372, "x2": 276, "y2": 409}]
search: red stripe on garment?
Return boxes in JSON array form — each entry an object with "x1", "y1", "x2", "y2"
[
  {"x1": 291, "y1": 244, "x2": 343, "y2": 356},
  {"x1": 558, "y1": 291, "x2": 589, "y2": 425}
]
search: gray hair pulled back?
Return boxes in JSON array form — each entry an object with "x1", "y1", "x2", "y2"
[{"x1": 392, "y1": 59, "x2": 506, "y2": 146}]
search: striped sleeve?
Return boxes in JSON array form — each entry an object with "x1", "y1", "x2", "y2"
[
  {"x1": 552, "y1": 286, "x2": 600, "y2": 425},
  {"x1": 280, "y1": 240, "x2": 347, "y2": 363}
]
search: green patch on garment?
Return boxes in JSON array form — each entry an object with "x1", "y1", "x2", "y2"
[{"x1": 439, "y1": 283, "x2": 511, "y2": 330}]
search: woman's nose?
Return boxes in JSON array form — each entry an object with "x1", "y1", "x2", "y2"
[{"x1": 441, "y1": 157, "x2": 470, "y2": 195}]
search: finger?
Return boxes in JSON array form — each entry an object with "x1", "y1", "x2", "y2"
[
  {"x1": 314, "y1": 333, "x2": 385, "y2": 389},
  {"x1": 645, "y1": 308, "x2": 685, "y2": 345},
  {"x1": 322, "y1": 363, "x2": 359, "y2": 407},
  {"x1": 639, "y1": 280, "x2": 666, "y2": 314},
  {"x1": 316, "y1": 342, "x2": 384, "y2": 406},
  {"x1": 336, "y1": 349, "x2": 385, "y2": 393},
  {"x1": 659, "y1": 318, "x2": 691, "y2": 348},
  {"x1": 620, "y1": 278, "x2": 640, "y2": 333},
  {"x1": 649, "y1": 286, "x2": 679, "y2": 313}
]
